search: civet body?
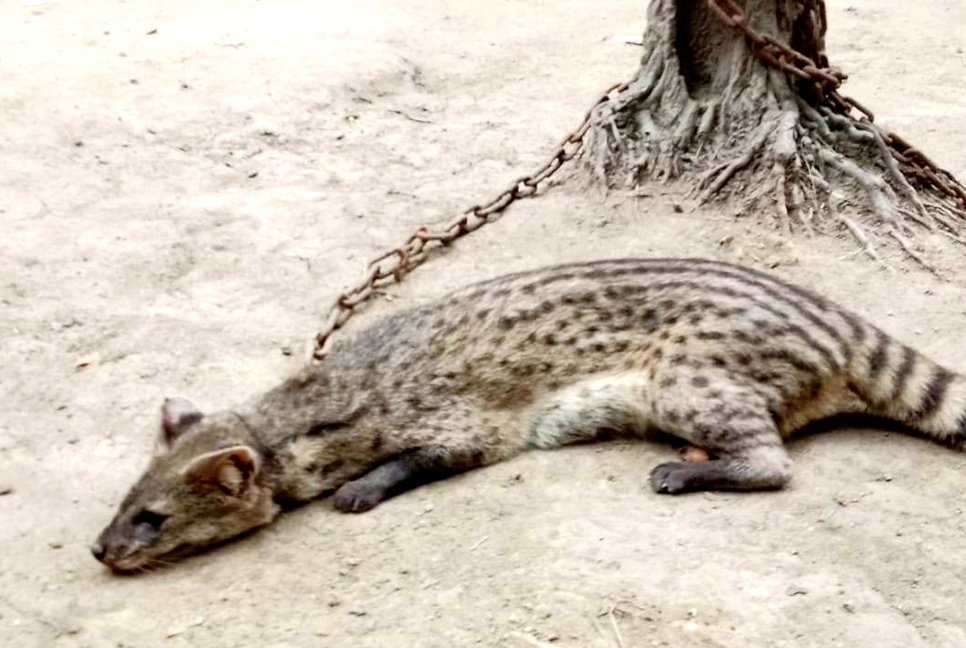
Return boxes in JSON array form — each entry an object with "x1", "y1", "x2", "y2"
[{"x1": 93, "y1": 258, "x2": 965, "y2": 571}]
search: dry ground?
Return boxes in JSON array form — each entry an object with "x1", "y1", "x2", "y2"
[{"x1": 2, "y1": 1, "x2": 966, "y2": 647}]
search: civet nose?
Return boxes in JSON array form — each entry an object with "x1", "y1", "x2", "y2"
[{"x1": 91, "y1": 541, "x2": 106, "y2": 562}]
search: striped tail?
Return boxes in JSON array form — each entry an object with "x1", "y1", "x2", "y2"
[{"x1": 848, "y1": 326, "x2": 966, "y2": 448}]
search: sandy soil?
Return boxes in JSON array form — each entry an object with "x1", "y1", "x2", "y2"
[{"x1": 3, "y1": 1, "x2": 966, "y2": 647}]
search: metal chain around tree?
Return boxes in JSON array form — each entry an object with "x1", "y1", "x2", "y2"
[
  {"x1": 312, "y1": 82, "x2": 629, "y2": 361},
  {"x1": 705, "y1": 0, "x2": 966, "y2": 212}
]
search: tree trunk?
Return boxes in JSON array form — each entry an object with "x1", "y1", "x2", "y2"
[{"x1": 586, "y1": 0, "x2": 963, "y2": 271}]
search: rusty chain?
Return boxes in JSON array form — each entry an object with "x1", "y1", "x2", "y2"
[
  {"x1": 311, "y1": 81, "x2": 630, "y2": 361},
  {"x1": 705, "y1": 0, "x2": 966, "y2": 210},
  {"x1": 312, "y1": 4, "x2": 964, "y2": 360}
]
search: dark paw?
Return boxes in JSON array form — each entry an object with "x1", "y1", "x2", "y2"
[
  {"x1": 333, "y1": 481, "x2": 386, "y2": 513},
  {"x1": 649, "y1": 462, "x2": 691, "y2": 494}
]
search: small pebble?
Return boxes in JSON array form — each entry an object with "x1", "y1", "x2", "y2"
[{"x1": 49, "y1": 541, "x2": 63, "y2": 550}]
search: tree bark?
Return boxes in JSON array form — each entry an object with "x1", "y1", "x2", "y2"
[{"x1": 586, "y1": 0, "x2": 962, "y2": 271}]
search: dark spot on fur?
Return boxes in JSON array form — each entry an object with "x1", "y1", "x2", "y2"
[
  {"x1": 593, "y1": 342, "x2": 607, "y2": 353},
  {"x1": 670, "y1": 353, "x2": 688, "y2": 366},
  {"x1": 691, "y1": 375, "x2": 710, "y2": 388},
  {"x1": 321, "y1": 460, "x2": 344, "y2": 477},
  {"x1": 710, "y1": 355, "x2": 727, "y2": 367},
  {"x1": 659, "y1": 330, "x2": 671, "y2": 340},
  {"x1": 653, "y1": 349, "x2": 664, "y2": 360},
  {"x1": 665, "y1": 410, "x2": 681, "y2": 424},
  {"x1": 804, "y1": 379, "x2": 823, "y2": 400},
  {"x1": 613, "y1": 340, "x2": 629, "y2": 352},
  {"x1": 513, "y1": 364, "x2": 536, "y2": 377},
  {"x1": 733, "y1": 330, "x2": 763, "y2": 345},
  {"x1": 544, "y1": 333, "x2": 557, "y2": 345},
  {"x1": 673, "y1": 335, "x2": 687, "y2": 344},
  {"x1": 604, "y1": 287, "x2": 621, "y2": 300},
  {"x1": 540, "y1": 300, "x2": 555, "y2": 313},
  {"x1": 557, "y1": 320, "x2": 571, "y2": 331},
  {"x1": 696, "y1": 330, "x2": 725, "y2": 340},
  {"x1": 735, "y1": 353, "x2": 752, "y2": 366},
  {"x1": 371, "y1": 431, "x2": 383, "y2": 451},
  {"x1": 688, "y1": 314, "x2": 703, "y2": 325},
  {"x1": 305, "y1": 421, "x2": 350, "y2": 436},
  {"x1": 586, "y1": 325, "x2": 600, "y2": 335},
  {"x1": 521, "y1": 283, "x2": 535, "y2": 295},
  {"x1": 497, "y1": 316, "x2": 514, "y2": 330},
  {"x1": 565, "y1": 336, "x2": 579, "y2": 346},
  {"x1": 641, "y1": 309, "x2": 659, "y2": 331},
  {"x1": 477, "y1": 309, "x2": 490, "y2": 320},
  {"x1": 659, "y1": 376, "x2": 677, "y2": 388},
  {"x1": 618, "y1": 305, "x2": 634, "y2": 317}
]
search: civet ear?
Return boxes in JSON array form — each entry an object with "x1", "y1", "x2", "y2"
[
  {"x1": 182, "y1": 446, "x2": 259, "y2": 497},
  {"x1": 159, "y1": 397, "x2": 203, "y2": 448}
]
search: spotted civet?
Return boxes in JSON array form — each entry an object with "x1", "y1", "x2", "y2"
[{"x1": 92, "y1": 258, "x2": 966, "y2": 571}]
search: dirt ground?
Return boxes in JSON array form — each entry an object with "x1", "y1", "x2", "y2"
[{"x1": 3, "y1": 0, "x2": 966, "y2": 646}]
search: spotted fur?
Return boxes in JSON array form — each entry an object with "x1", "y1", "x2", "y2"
[{"x1": 93, "y1": 258, "x2": 966, "y2": 571}]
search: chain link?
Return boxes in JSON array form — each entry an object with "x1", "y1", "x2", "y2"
[
  {"x1": 313, "y1": 5, "x2": 965, "y2": 361},
  {"x1": 705, "y1": 0, "x2": 966, "y2": 210},
  {"x1": 312, "y1": 82, "x2": 630, "y2": 360}
]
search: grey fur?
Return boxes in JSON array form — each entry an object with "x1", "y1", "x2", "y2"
[{"x1": 92, "y1": 258, "x2": 966, "y2": 572}]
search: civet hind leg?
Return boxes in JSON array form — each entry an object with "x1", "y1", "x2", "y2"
[{"x1": 649, "y1": 368, "x2": 791, "y2": 494}]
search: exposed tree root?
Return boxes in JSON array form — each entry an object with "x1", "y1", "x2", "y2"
[{"x1": 583, "y1": 0, "x2": 966, "y2": 274}]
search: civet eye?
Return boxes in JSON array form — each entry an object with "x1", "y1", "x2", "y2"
[{"x1": 132, "y1": 509, "x2": 168, "y2": 529}]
